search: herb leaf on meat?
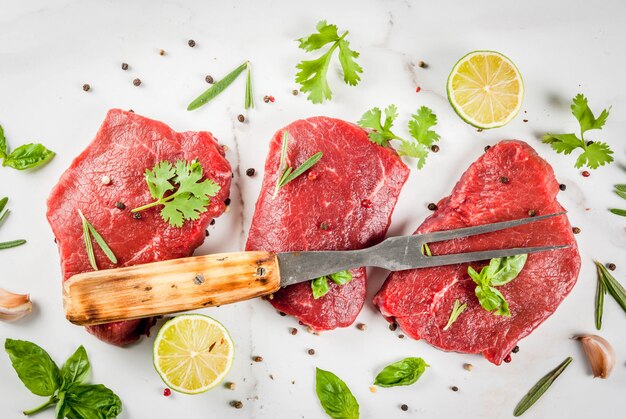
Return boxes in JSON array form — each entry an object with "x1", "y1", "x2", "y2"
[
  {"x1": 274, "y1": 132, "x2": 323, "y2": 196},
  {"x1": 542, "y1": 94, "x2": 613, "y2": 169},
  {"x1": 443, "y1": 299, "x2": 467, "y2": 331},
  {"x1": 78, "y1": 209, "x2": 117, "y2": 271},
  {"x1": 315, "y1": 368, "x2": 359, "y2": 419},
  {"x1": 311, "y1": 270, "x2": 353, "y2": 299},
  {"x1": 296, "y1": 21, "x2": 363, "y2": 103},
  {"x1": 0, "y1": 124, "x2": 55, "y2": 170},
  {"x1": 374, "y1": 357, "x2": 429, "y2": 388},
  {"x1": 133, "y1": 159, "x2": 221, "y2": 228}
]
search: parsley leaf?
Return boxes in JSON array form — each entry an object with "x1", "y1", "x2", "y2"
[
  {"x1": 296, "y1": 21, "x2": 362, "y2": 103},
  {"x1": 543, "y1": 94, "x2": 613, "y2": 169},
  {"x1": 133, "y1": 160, "x2": 221, "y2": 228},
  {"x1": 358, "y1": 105, "x2": 439, "y2": 169}
]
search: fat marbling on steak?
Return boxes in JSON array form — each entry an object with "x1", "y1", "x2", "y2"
[
  {"x1": 374, "y1": 140, "x2": 580, "y2": 364},
  {"x1": 47, "y1": 109, "x2": 231, "y2": 346},
  {"x1": 246, "y1": 117, "x2": 409, "y2": 330}
]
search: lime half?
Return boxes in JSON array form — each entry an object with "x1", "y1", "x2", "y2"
[
  {"x1": 153, "y1": 314, "x2": 234, "y2": 394},
  {"x1": 447, "y1": 50, "x2": 524, "y2": 129}
]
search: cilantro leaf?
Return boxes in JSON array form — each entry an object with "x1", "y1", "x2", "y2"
[
  {"x1": 408, "y1": 106, "x2": 440, "y2": 148},
  {"x1": 397, "y1": 141, "x2": 429, "y2": 169},
  {"x1": 543, "y1": 93, "x2": 613, "y2": 169},
  {"x1": 133, "y1": 159, "x2": 221, "y2": 228},
  {"x1": 295, "y1": 21, "x2": 362, "y2": 103},
  {"x1": 357, "y1": 105, "x2": 400, "y2": 145}
]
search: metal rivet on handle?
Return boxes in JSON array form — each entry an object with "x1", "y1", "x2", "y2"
[
  {"x1": 194, "y1": 274, "x2": 205, "y2": 285},
  {"x1": 256, "y1": 267, "x2": 266, "y2": 277}
]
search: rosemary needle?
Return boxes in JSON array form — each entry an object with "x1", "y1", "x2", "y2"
[
  {"x1": 513, "y1": 357, "x2": 572, "y2": 417},
  {"x1": 187, "y1": 61, "x2": 248, "y2": 111}
]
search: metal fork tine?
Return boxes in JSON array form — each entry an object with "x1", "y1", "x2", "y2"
[
  {"x1": 410, "y1": 245, "x2": 570, "y2": 269},
  {"x1": 418, "y1": 212, "x2": 566, "y2": 244}
]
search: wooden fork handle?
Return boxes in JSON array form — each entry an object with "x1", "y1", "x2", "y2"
[{"x1": 63, "y1": 251, "x2": 281, "y2": 326}]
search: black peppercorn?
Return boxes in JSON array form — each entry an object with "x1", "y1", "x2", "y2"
[
  {"x1": 528, "y1": 209, "x2": 536, "y2": 217},
  {"x1": 431, "y1": 144, "x2": 440, "y2": 153},
  {"x1": 133, "y1": 78, "x2": 141, "y2": 86},
  {"x1": 389, "y1": 322, "x2": 398, "y2": 331},
  {"x1": 237, "y1": 114, "x2": 245, "y2": 123},
  {"x1": 82, "y1": 84, "x2": 90, "y2": 92},
  {"x1": 121, "y1": 63, "x2": 129, "y2": 70},
  {"x1": 320, "y1": 222, "x2": 329, "y2": 231},
  {"x1": 246, "y1": 168, "x2": 256, "y2": 177},
  {"x1": 188, "y1": 39, "x2": 196, "y2": 47},
  {"x1": 210, "y1": 219, "x2": 216, "y2": 226},
  {"x1": 292, "y1": 89, "x2": 299, "y2": 96},
  {"x1": 500, "y1": 176, "x2": 509, "y2": 184},
  {"x1": 451, "y1": 386, "x2": 459, "y2": 392},
  {"x1": 484, "y1": 145, "x2": 491, "y2": 152},
  {"x1": 572, "y1": 227, "x2": 581, "y2": 234},
  {"x1": 230, "y1": 401, "x2": 243, "y2": 409},
  {"x1": 512, "y1": 345, "x2": 520, "y2": 353},
  {"x1": 115, "y1": 202, "x2": 126, "y2": 210},
  {"x1": 205, "y1": 230, "x2": 209, "y2": 237},
  {"x1": 607, "y1": 263, "x2": 616, "y2": 271},
  {"x1": 401, "y1": 404, "x2": 409, "y2": 411},
  {"x1": 427, "y1": 203, "x2": 437, "y2": 211},
  {"x1": 133, "y1": 212, "x2": 142, "y2": 220},
  {"x1": 559, "y1": 184, "x2": 566, "y2": 191},
  {"x1": 224, "y1": 198, "x2": 231, "y2": 206},
  {"x1": 307, "y1": 349, "x2": 315, "y2": 355},
  {"x1": 205, "y1": 75, "x2": 214, "y2": 84}
]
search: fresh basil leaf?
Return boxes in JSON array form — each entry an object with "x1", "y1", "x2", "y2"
[
  {"x1": 329, "y1": 270, "x2": 352, "y2": 286},
  {"x1": 315, "y1": 368, "x2": 359, "y2": 419},
  {"x1": 3, "y1": 143, "x2": 55, "y2": 170},
  {"x1": 489, "y1": 254, "x2": 528, "y2": 286},
  {"x1": 5, "y1": 338, "x2": 60, "y2": 396},
  {"x1": 312, "y1": 277, "x2": 330, "y2": 299},
  {"x1": 475, "y1": 285, "x2": 510, "y2": 316},
  {"x1": 64, "y1": 384, "x2": 122, "y2": 419},
  {"x1": 374, "y1": 357, "x2": 429, "y2": 388},
  {"x1": 467, "y1": 266, "x2": 483, "y2": 284},
  {"x1": 0, "y1": 125, "x2": 6, "y2": 158},
  {"x1": 55, "y1": 391, "x2": 67, "y2": 419},
  {"x1": 61, "y1": 346, "x2": 90, "y2": 387}
]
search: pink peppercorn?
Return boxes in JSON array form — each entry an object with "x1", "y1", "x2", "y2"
[
  {"x1": 503, "y1": 354, "x2": 512, "y2": 363},
  {"x1": 163, "y1": 388, "x2": 171, "y2": 397},
  {"x1": 582, "y1": 171, "x2": 590, "y2": 177},
  {"x1": 361, "y1": 199, "x2": 372, "y2": 208}
]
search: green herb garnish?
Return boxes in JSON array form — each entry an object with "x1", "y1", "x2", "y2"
[
  {"x1": 610, "y1": 183, "x2": 626, "y2": 217},
  {"x1": 595, "y1": 261, "x2": 626, "y2": 315},
  {"x1": 0, "y1": 239, "x2": 27, "y2": 250},
  {"x1": 0, "y1": 124, "x2": 55, "y2": 170},
  {"x1": 132, "y1": 160, "x2": 221, "y2": 228},
  {"x1": 358, "y1": 105, "x2": 440, "y2": 169},
  {"x1": 187, "y1": 61, "x2": 253, "y2": 111},
  {"x1": 311, "y1": 270, "x2": 352, "y2": 299},
  {"x1": 0, "y1": 197, "x2": 26, "y2": 250},
  {"x1": 315, "y1": 367, "x2": 359, "y2": 419},
  {"x1": 295, "y1": 20, "x2": 363, "y2": 104},
  {"x1": 78, "y1": 209, "x2": 117, "y2": 271},
  {"x1": 5, "y1": 339, "x2": 122, "y2": 417},
  {"x1": 373, "y1": 357, "x2": 429, "y2": 388},
  {"x1": 542, "y1": 94, "x2": 613, "y2": 169},
  {"x1": 468, "y1": 254, "x2": 527, "y2": 317},
  {"x1": 513, "y1": 357, "x2": 572, "y2": 417},
  {"x1": 595, "y1": 266, "x2": 606, "y2": 330},
  {"x1": 443, "y1": 299, "x2": 467, "y2": 331},
  {"x1": 274, "y1": 132, "x2": 323, "y2": 196},
  {"x1": 420, "y1": 242, "x2": 432, "y2": 256}
]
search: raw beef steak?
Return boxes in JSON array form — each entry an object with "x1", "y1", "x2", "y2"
[
  {"x1": 374, "y1": 141, "x2": 580, "y2": 365},
  {"x1": 246, "y1": 117, "x2": 409, "y2": 330},
  {"x1": 47, "y1": 109, "x2": 231, "y2": 346}
]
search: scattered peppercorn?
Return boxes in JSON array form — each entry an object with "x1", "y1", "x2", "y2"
[
  {"x1": 205, "y1": 230, "x2": 209, "y2": 237},
  {"x1": 500, "y1": 176, "x2": 509, "y2": 184},
  {"x1": 101, "y1": 175, "x2": 111, "y2": 185},
  {"x1": 415, "y1": 86, "x2": 421, "y2": 93},
  {"x1": 205, "y1": 75, "x2": 214, "y2": 84},
  {"x1": 484, "y1": 145, "x2": 491, "y2": 152},
  {"x1": 607, "y1": 263, "x2": 616, "y2": 271},
  {"x1": 188, "y1": 39, "x2": 196, "y2": 47},
  {"x1": 307, "y1": 349, "x2": 315, "y2": 355},
  {"x1": 290, "y1": 327, "x2": 298, "y2": 335},
  {"x1": 121, "y1": 63, "x2": 129, "y2": 70},
  {"x1": 463, "y1": 363, "x2": 473, "y2": 371},
  {"x1": 398, "y1": 334, "x2": 405, "y2": 339},
  {"x1": 82, "y1": 84, "x2": 91, "y2": 92},
  {"x1": 54, "y1": 237, "x2": 57, "y2": 243},
  {"x1": 225, "y1": 198, "x2": 231, "y2": 206},
  {"x1": 586, "y1": 140, "x2": 594, "y2": 146},
  {"x1": 133, "y1": 212, "x2": 142, "y2": 220},
  {"x1": 401, "y1": 404, "x2": 409, "y2": 411},
  {"x1": 226, "y1": 382, "x2": 236, "y2": 390},
  {"x1": 528, "y1": 209, "x2": 536, "y2": 217},
  {"x1": 264, "y1": 95, "x2": 270, "y2": 103},
  {"x1": 292, "y1": 89, "x2": 299, "y2": 96},
  {"x1": 427, "y1": 203, "x2": 437, "y2": 211},
  {"x1": 246, "y1": 168, "x2": 256, "y2": 177},
  {"x1": 356, "y1": 323, "x2": 367, "y2": 331},
  {"x1": 559, "y1": 183, "x2": 566, "y2": 191},
  {"x1": 582, "y1": 170, "x2": 590, "y2": 177},
  {"x1": 389, "y1": 322, "x2": 398, "y2": 331},
  {"x1": 279, "y1": 311, "x2": 286, "y2": 316},
  {"x1": 477, "y1": 128, "x2": 483, "y2": 132},
  {"x1": 503, "y1": 354, "x2": 512, "y2": 363},
  {"x1": 523, "y1": 119, "x2": 529, "y2": 123},
  {"x1": 431, "y1": 144, "x2": 440, "y2": 153},
  {"x1": 307, "y1": 171, "x2": 318, "y2": 181},
  {"x1": 320, "y1": 222, "x2": 329, "y2": 231},
  {"x1": 572, "y1": 227, "x2": 581, "y2": 234},
  {"x1": 451, "y1": 386, "x2": 459, "y2": 392},
  {"x1": 418, "y1": 60, "x2": 427, "y2": 68},
  {"x1": 133, "y1": 78, "x2": 142, "y2": 86},
  {"x1": 128, "y1": 109, "x2": 134, "y2": 113},
  {"x1": 361, "y1": 199, "x2": 372, "y2": 208},
  {"x1": 253, "y1": 356, "x2": 263, "y2": 362},
  {"x1": 163, "y1": 388, "x2": 171, "y2": 397},
  {"x1": 159, "y1": 49, "x2": 166, "y2": 56},
  {"x1": 210, "y1": 219, "x2": 216, "y2": 226},
  {"x1": 237, "y1": 114, "x2": 245, "y2": 123},
  {"x1": 230, "y1": 400, "x2": 243, "y2": 409},
  {"x1": 512, "y1": 345, "x2": 520, "y2": 353}
]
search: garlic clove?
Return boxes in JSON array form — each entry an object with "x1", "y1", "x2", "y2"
[
  {"x1": 575, "y1": 334, "x2": 616, "y2": 379},
  {"x1": 0, "y1": 288, "x2": 32, "y2": 322}
]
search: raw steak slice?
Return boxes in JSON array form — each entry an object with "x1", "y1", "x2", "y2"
[
  {"x1": 374, "y1": 140, "x2": 580, "y2": 365},
  {"x1": 246, "y1": 117, "x2": 409, "y2": 330},
  {"x1": 47, "y1": 109, "x2": 231, "y2": 346}
]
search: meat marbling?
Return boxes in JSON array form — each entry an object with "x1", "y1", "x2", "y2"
[
  {"x1": 47, "y1": 109, "x2": 231, "y2": 346},
  {"x1": 246, "y1": 117, "x2": 409, "y2": 331},
  {"x1": 374, "y1": 140, "x2": 580, "y2": 364}
]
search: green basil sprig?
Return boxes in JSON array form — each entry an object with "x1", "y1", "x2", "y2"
[
  {"x1": 468, "y1": 254, "x2": 527, "y2": 316},
  {"x1": 0, "y1": 125, "x2": 55, "y2": 170},
  {"x1": 311, "y1": 270, "x2": 353, "y2": 299},
  {"x1": 5, "y1": 339, "x2": 122, "y2": 418},
  {"x1": 315, "y1": 368, "x2": 359, "y2": 419},
  {"x1": 374, "y1": 357, "x2": 429, "y2": 388}
]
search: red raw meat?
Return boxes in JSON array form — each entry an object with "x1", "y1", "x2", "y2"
[
  {"x1": 246, "y1": 117, "x2": 409, "y2": 330},
  {"x1": 374, "y1": 141, "x2": 580, "y2": 365},
  {"x1": 47, "y1": 109, "x2": 231, "y2": 346}
]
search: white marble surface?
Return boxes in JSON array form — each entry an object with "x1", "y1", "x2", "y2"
[{"x1": 1, "y1": 0, "x2": 625, "y2": 418}]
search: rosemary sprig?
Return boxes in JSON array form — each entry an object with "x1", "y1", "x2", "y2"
[
  {"x1": 0, "y1": 239, "x2": 26, "y2": 250},
  {"x1": 443, "y1": 299, "x2": 467, "y2": 331},
  {"x1": 273, "y1": 132, "x2": 323, "y2": 197},
  {"x1": 245, "y1": 62, "x2": 254, "y2": 109},
  {"x1": 610, "y1": 180, "x2": 626, "y2": 216},
  {"x1": 595, "y1": 261, "x2": 626, "y2": 313},
  {"x1": 513, "y1": 357, "x2": 572, "y2": 417},
  {"x1": 78, "y1": 209, "x2": 117, "y2": 271},
  {"x1": 595, "y1": 268, "x2": 605, "y2": 330},
  {"x1": 0, "y1": 196, "x2": 26, "y2": 249},
  {"x1": 187, "y1": 61, "x2": 249, "y2": 111}
]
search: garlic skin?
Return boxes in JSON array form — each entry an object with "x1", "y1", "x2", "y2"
[
  {"x1": 0, "y1": 288, "x2": 32, "y2": 322},
  {"x1": 575, "y1": 334, "x2": 615, "y2": 379}
]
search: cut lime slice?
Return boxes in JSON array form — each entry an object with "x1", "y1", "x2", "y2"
[
  {"x1": 153, "y1": 314, "x2": 234, "y2": 394},
  {"x1": 447, "y1": 51, "x2": 524, "y2": 129}
]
